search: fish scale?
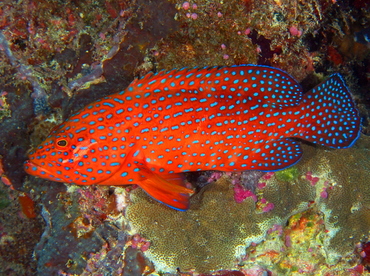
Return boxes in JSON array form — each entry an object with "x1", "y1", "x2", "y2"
[{"x1": 24, "y1": 65, "x2": 361, "y2": 210}]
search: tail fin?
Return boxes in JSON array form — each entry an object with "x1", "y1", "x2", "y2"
[{"x1": 297, "y1": 74, "x2": 361, "y2": 148}]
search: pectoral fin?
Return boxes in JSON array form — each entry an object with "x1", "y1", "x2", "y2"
[{"x1": 136, "y1": 163, "x2": 194, "y2": 211}]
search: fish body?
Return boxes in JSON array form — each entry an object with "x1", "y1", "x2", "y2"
[{"x1": 24, "y1": 65, "x2": 361, "y2": 210}]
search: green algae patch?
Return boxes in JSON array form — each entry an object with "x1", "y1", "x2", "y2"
[
  {"x1": 0, "y1": 190, "x2": 10, "y2": 209},
  {"x1": 274, "y1": 166, "x2": 299, "y2": 182}
]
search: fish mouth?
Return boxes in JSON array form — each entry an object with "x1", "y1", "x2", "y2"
[{"x1": 24, "y1": 160, "x2": 67, "y2": 183}]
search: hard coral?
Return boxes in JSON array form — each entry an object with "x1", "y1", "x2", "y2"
[
  {"x1": 127, "y1": 176, "x2": 270, "y2": 273},
  {"x1": 261, "y1": 134, "x2": 370, "y2": 264},
  {"x1": 126, "y1": 167, "x2": 315, "y2": 274},
  {"x1": 307, "y1": 135, "x2": 370, "y2": 261},
  {"x1": 126, "y1": 135, "x2": 370, "y2": 274},
  {"x1": 158, "y1": 0, "x2": 257, "y2": 69}
]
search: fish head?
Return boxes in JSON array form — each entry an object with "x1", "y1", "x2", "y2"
[{"x1": 24, "y1": 120, "x2": 116, "y2": 185}]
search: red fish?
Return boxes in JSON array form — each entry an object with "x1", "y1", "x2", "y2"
[{"x1": 24, "y1": 65, "x2": 361, "y2": 210}]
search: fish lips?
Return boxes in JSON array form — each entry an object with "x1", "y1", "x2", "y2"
[{"x1": 24, "y1": 160, "x2": 68, "y2": 183}]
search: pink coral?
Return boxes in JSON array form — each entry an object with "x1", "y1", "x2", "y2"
[
  {"x1": 182, "y1": 2, "x2": 190, "y2": 10},
  {"x1": 233, "y1": 184, "x2": 257, "y2": 203},
  {"x1": 320, "y1": 189, "x2": 328, "y2": 199},
  {"x1": 289, "y1": 25, "x2": 302, "y2": 37},
  {"x1": 208, "y1": 171, "x2": 223, "y2": 182},
  {"x1": 257, "y1": 182, "x2": 266, "y2": 189},
  {"x1": 130, "y1": 234, "x2": 150, "y2": 252},
  {"x1": 262, "y1": 172, "x2": 274, "y2": 180},
  {"x1": 305, "y1": 171, "x2": 319, "y2": 186},
  {"x1": 262, "y1": 202, "x2": 274, "y2": 212}
]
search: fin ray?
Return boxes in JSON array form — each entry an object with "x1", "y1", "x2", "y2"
[{"x1": 135, "y1": 162, "x2": 193, "y2": 211}]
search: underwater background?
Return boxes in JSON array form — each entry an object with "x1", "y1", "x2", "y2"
[{"x1": 0, "y1": 0, "x2": 370, "y2": 275}]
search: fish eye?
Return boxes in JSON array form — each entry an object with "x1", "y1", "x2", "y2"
[{"x1": 56, "y1": 139, "x2": 68, "y2": 147}]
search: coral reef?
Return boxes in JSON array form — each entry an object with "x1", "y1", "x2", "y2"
[
  {"x1": 126, "y1": 135, "x2": 370, "y2": 274},
  {"x1": 0, "y1": 0, "x2": 369, "y2": 274},
  {"x1": 127, "y1": 176, "x2": 270, "y2": 273},
  {"x1": 306, "y1": 135, "x2": 370, "y2": 260}
]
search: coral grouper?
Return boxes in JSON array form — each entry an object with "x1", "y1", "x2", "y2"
[{"x1": 24, "y1": 65, "x2": 361, "y2": 210}]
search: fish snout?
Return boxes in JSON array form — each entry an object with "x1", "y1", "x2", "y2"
[{"x1": 24, "y1": 160, "x2": 64, "y2": 182}]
